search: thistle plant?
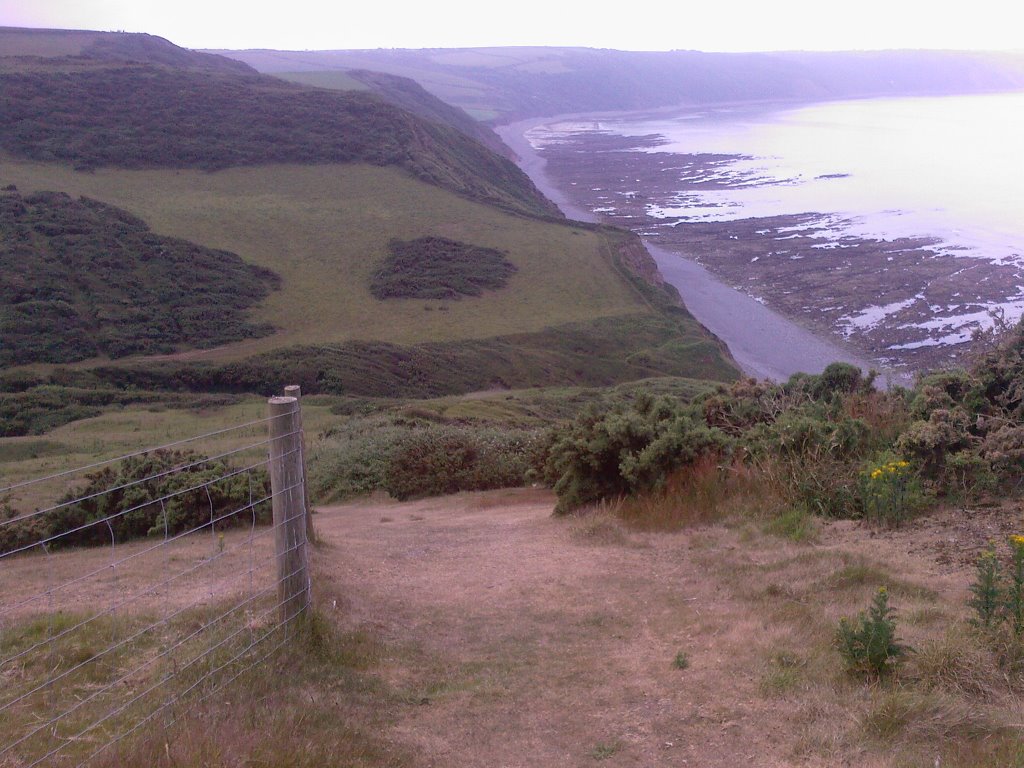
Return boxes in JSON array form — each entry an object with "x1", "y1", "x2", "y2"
[
  {"x1": 862, "y1": 458, "x2": 913, "y2": 527},
  {"x1": 969, "y1": 545, "x2": 1003, "y2": 631},
  {"x1": 836, "y1": 586, "x2": 908, "y2": 677}
]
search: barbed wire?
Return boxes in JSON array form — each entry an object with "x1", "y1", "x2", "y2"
[{"x1": 0, "y1": 407, "x2": 311, "y2": 768}]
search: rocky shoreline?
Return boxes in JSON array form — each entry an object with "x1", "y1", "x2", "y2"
[
  {"x1": 497, "y1": 118, "x2": 897, "y2": 384},
  {"x1": 505, "y1": 120, "x2": 1024, "y2": 376}
]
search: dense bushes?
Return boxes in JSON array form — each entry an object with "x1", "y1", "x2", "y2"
[
  {"x1": 0, "y1": 449, "x2": 270, "y2": 554},
  {"x1": 0, "y1": 189, "x2": 279, "y2": 364},
  {"x1": 0, "y1": 384, "x2": 240, "y2": 437},
  {"x1": 545, "y1": 331, "x2": 1024, "y2": 518},
  {"x1": 310, "y1": 418, "x2": 546, "y2": 502},
  {"x1": 370, "y1": 237, "x2": 517, "y2": 300},
  {"x1": 543, "y1": 395, "x2": 727, "y2": 514}
]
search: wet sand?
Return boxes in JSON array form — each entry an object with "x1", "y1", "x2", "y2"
[{"x1": 497, "y1": 118, "x2": 899, "y2": 384}]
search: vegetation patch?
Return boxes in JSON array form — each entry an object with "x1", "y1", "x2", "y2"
[
  {"x1": 310, "y1": 418, "x2": 545, "y2": 502},
  {"x1": 0, "y1": 189, "x2": 279, "y2": 364},
  {"x1": 370, "y1": 236, "x2": 517, "y2": 300},
  {"x1": 61, "y1": 313, "x2": 736, "y2": 399},
  {"x1": 0, "y1": 449, "x2": 270, "y2": 554},
  {"x1": 0, "y1": 383, "x2": 241, "y2": 437}
]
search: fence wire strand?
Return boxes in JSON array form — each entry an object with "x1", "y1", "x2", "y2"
[
  {"x1": 0, "y1": 412, "x2": 295, "y2": 497},
  {"x1": 0, "y1": 407, "x2": 311, "y2": 768}
]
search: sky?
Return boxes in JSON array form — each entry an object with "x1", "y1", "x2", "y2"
[{"x1": 0, "y1": 0, "x2": 1022, "y2": 53}]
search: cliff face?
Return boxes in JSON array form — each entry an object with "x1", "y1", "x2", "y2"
[{"x1": 617, "y1": 235, "x2": 666, "y2": 289}]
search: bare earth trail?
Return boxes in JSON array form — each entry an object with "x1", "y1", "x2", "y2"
[{"x1": 313, "y1": 490, "x2": 982, "y2": 768}]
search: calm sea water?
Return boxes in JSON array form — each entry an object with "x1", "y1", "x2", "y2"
[{"x1": 533, "y1": 92, "x2": 1024, "y2": 265}]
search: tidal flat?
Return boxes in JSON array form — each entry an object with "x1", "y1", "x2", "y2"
[{"x1": 526, "y1": 118, "x2": 1024, "y2": 374}]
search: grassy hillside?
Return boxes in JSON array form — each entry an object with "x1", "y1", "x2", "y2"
[
  {"x1": 0, "y1": 163, "x2": 643, "y2": 350},
  {"x1": 0, "y1": 44, "x2": 556, "y2": 218},
  {"x1": 223, "y1": 47, "x2": 1024, "y2": 122},
  {"x1": 0, "y1": 161, "x2": 736, "y2": 395},
  {"x1": 0, "y1": 27, "x2": 738, "y2": 415},
  {"x1": 0, "y1": 26, "x2": 252, "y2": 74},
  {"x1": 0, "y1": 188, "x2": 278, "y2": 364},
  {"x1": 275, "y1": 68, "x2": 512, "y2": 158}
]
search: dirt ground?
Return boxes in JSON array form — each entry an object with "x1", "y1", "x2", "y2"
[
  {"x1": 311, "y1": 490, "x2": 1022, "y2": 768},
  {"x1": 5, "y1": 489, "x2": 1021, "y2": 766}
]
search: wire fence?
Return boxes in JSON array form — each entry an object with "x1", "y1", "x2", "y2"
[{"x1": 0, "y1": 394, "x2": 311, "y2": 767}]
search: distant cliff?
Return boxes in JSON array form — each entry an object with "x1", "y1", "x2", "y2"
[{"x1": 219, "y1": 47, "x2": 1024, "y2": 122}]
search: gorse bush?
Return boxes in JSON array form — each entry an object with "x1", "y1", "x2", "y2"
[
  {"x1": 0, "y1": 450, "x2": 270, "y2": 555},
  {"x1": 310, "y1": 418, "x2": 546, "y2": 502},
  {"x1": 384, "y1": 425, "x2": 544, "y2": 500},
  {"x1": 544, "y1": 318, "x2": 1024, "y2": 517},
  {"x1": 544, "y1": 394, "x2": 729, "y2": 515}
]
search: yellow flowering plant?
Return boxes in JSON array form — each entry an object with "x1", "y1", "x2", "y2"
[
  {"x1": 969, "y1": 536, "x2": 1024, "y2": 636},
  {"x1": 861, "y1": 455, "x2": 919, "y2": 527}
]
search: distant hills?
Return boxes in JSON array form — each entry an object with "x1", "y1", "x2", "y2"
[
  {"x1": 218, "y1": 47, "x2": 1024, "y2": 122},
  {"x1": 0, "y1": 32, "x2": 556, "y2": 219},
  {"x1": 0, "y1": 27, "x2": 738, "y2": 399}
]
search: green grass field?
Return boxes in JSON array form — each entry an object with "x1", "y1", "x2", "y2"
[
  {"x1": 0, "y1": 160, "x2": 648, "y2": 362},
  {"x1": 274, "y1": 70, "x2": 369, "y2": 91}
]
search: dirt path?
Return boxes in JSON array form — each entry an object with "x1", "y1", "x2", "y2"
[{"x1": 313, "y1": 489, "x2": 984, "y2": 768}]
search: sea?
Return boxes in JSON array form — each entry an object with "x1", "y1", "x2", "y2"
[{"x1": 522, "y1": 91, "x2": 1024, "y2": 371}]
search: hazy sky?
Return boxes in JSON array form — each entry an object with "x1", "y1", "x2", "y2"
[{"x1": 1, "y1": 0, "x2": 1021, "y2": 52}]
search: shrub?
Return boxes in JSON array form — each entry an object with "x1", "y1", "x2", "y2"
[
  {"x1": 383, "y1": 425, "x2": 544, "y2": 501},
  {"x1": 836, "y1": 586, "x2": 909, "y2": 678},
  {"x1": 896, "y1": 408, "x2": 974, "y2": 477},
  {"x1": 310, "y1": 419, "x2": 546, "y2": 502},
  {"x1": 544, "y1": 395, "x2": 729, "y2": 515},
  {"x1": 0, "y1": 450, "x2": 270, "y2": 554},
  {"x1": 370, "y1": 237, "x2": 517, "y2": 300}
]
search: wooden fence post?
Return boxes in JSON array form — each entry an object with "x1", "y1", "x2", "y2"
[
  {"x1": 283, "y1": 385, "x2": 315, "y2": 545},
  {"x1": 267, "y1": 395, "x2": 310, "y2": 624}
]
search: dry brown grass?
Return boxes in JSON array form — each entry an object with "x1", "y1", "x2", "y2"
[
  {"x1": 5, "y1": 489, "x2": 1024, "y2": 766},
  {"x1": 609, "y1": 455, "x2": 787, "y2": 531}
]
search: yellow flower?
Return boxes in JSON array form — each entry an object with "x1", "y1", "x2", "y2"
[{"x1": 1011, "y1": 534, "x2": 1024, "y2": 548}]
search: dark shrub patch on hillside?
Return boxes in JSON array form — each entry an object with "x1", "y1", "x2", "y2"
[
  {"x1": 0, "y1": 384, "x2": 240, "y2": 437},
  {"x1": 370, "y1": 237, "x2": 517, "y2": 300},
  {"x1": 0, "y1": 189, "x2": 279, "y2": 364}
]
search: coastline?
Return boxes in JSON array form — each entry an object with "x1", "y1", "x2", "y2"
[{"x1": 496, "y1": 115, "x2": 900, "y2": 385}]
